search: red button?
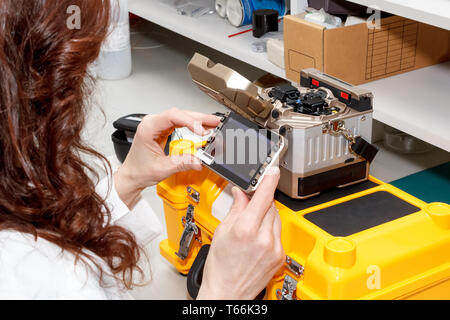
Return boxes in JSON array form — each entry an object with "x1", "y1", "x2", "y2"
[
  {"x1": 341, "y1": 91, "x2": 349, "y2": 100},
  {"x1": 312, "y1": 79, "x2": 319, "y2": 87}
]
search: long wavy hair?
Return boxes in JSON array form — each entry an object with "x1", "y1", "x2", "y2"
[{"x1": 0, "y1": 0, "x2": 142, "y2": 288}]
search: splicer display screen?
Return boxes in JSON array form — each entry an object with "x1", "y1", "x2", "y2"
[{"x1": 210, "y1": 112, "x2": 275, "y2": 189}]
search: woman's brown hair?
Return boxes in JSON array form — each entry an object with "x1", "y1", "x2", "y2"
[{"x1": 0, "y1": 0, "x2": 142, "y2": 288}]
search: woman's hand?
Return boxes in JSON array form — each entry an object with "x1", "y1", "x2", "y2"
[
  {"x1": 114, "y1": 108, "x2": 220, "y2": 208},
  {"x1": 197, "y1": 167, "x2": 285, "y2": 300}
]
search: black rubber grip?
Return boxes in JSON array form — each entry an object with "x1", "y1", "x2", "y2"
[
  {"x1": 187, "y1": 245, "x2": 210, "y2": 299},
  {"x1": 351, "y1": 136, "x2": 379, "y2": 163}
]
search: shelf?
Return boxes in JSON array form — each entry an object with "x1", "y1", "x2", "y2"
[
  {"x1": 347, "y1": 0, "x2": 450, "y2": 30},
  {"x1": 361, "y1": 61, "x2": 450, "y2": 152},
  {"x1": 128, "y1": 0, "x2": 449, "y2": 151},
  {"x1": 128, "y1": 0, "x2": 286, "y2": 78}
]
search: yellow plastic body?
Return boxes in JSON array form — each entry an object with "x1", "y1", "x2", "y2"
[{"x1": 158, "y1": 140, "x2": 450, "y2": 299}]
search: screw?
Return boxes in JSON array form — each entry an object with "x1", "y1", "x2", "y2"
[
  {"x1": 271, "y1": 109, "x2": 280, "y2": 119},
  {"x1": 276, "y1": 289, "x2": 282, "y2": 300}
]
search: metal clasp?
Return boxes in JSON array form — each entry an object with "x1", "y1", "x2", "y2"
[
  {"x1": 323, "y1": 120, "x2": 357, "y2": 155},
  {"x1": 175, "y1": 204, "x2": 198, "y2": 260},
  {"x1": 187, "y1": 186, "x2": 200, "y2": 203},
  {"x1": 276, "y1": 275, "x2": 298, "y2": 300},
  {"x1": 286, "y1": 256, "x2": 304, "y2": 277},
  {"x1": 323, "y1": 120, "x2": 355, "y2": 142}
]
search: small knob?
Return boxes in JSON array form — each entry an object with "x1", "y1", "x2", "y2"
[
  {"x1": 425, "y1": 202, "x2": 450, "y2": 229},
  {"x1": 271, "y1": 109, "x2": 280, "y2": 119},
  {"x1": 324, "y1": 238, "x2": 356, "y2": 268}
]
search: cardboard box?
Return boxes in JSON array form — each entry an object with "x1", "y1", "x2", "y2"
[{"x1": 284, "y1": 14, "x2": 450, "y2": 85}]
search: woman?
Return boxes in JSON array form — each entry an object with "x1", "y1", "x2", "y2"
[{"x1": 0, "y1": 0, "x2": 284, "y2": 299}]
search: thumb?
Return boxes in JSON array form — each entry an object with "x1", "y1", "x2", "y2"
[
  {"x1": 247, "y1": 166, "x2": 280, "y2": 222},
  {"x1": 166, "y1": 154, "x2": 202, "y2": 174},
  {"x1": 226, "y1": 186, "x2": 249, "y2": 220}
]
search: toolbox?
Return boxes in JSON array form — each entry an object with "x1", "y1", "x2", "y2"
[{"x1": 157, "y1": 139, "x2": 450, "y2": 299}]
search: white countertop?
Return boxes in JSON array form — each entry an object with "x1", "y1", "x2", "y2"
[{"x1": 85, "y1": 21, "x2": 450, "y2": 299}]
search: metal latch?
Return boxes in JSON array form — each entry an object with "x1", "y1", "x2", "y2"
[
  {"x1": 323, "y1": 120, "x2": 356, "y2": 144},
  {"x1": 276, "y1": 275, "x2": 298, "y2": 300},
  {"x1": 323, "y1": 119, "x2": 378, "y2": 163},
  {"x1": 286, "y1": 256, "x2": 304, "y2": 277},
  {"x1": 187, "y1": 186, "x2": 200, "y2": 203},
  {"x1": 175, "y1": 204, "x2": 198, "y2": 260}
]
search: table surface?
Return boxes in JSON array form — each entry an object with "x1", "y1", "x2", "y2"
[{"x1": 86, "y1": 21, "x2": 450, "y2": 300}]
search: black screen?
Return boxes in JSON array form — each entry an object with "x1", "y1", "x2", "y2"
[{"x1": 209, "y1": 112, "x2": 276, "y2": 189}]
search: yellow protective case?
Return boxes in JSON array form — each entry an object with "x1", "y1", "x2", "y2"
[{"x1": 157, "y1": 140, "x2": 450, "y2": 300}]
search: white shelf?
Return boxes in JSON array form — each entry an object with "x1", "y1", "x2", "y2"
[
  {"x1": 128, "y1": 0, "x2": 449, "y2": 151},
  {"x1": 128, "y1": 0, "x2": 286, "y2": 78},
  {"x1": 361, "y1": 61, "x2": 450, "y2": 152},
  {"x1": 347, "y1": 0, "x2": 450, "y2": 30},
  {"x1": 290, "y1": 0, "x2": 308, "y2": 14}
]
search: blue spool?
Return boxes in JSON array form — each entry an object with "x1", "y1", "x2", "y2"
[{"x1": 227, "y1": 0, "x2": 286, "y2": 27}]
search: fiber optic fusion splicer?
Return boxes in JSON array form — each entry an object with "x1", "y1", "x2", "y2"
[{"x1": 157, "y1": 53, "x2": 450, "y2": 300}]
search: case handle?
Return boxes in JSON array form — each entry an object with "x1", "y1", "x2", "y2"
[{"x1": 187, "y1": 244, "x2": 210, "y2": 299}]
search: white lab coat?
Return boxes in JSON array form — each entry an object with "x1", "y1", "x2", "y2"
[{"x1": 0, "y1": 175, "x2": 162, "y2": 300}]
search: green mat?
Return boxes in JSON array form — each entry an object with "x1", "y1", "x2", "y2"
[{"x1": 391, "y1": 161, "x2": 450, "y2": 204}]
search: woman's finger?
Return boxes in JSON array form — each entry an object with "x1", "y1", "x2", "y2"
[
  {"x1": 272, "y1": 211, "x2": 284, "y2": 268},
  {"x1": 243, "y1": 166, "x2": 280, "y2": 227},
  {"x1": 163, "y1": 109, "x2": 200, "y2": 133},
  {"x1": 161, "y1": 154, "x2": 202, "y2": 178},
  {"x1": 225, "y1": 186, "x2": 250, "y2": 223},
  {"x1": 183, "y1": 116, "x2": 220, "y2": 136},
  {"x1": 184, "y1": 110, "x2": 221, "y2": 128},
  {"x1": 272, "y1": 208, "x2": 282, "y2": 246},
  {"x1": 140, "y1": 109, "x2": 196, "y2": 137},
  {"x1": 258, "y1": 204, "x2": 277, "y2": 235},
  {"x1": 140, "y1": 109, "x2": 220, "y2": 148},
  {"x1": 148, "y1": 109, "x2": 220, "y2": 138}
]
